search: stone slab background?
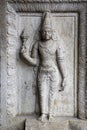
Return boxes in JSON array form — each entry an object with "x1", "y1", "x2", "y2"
[
  {"x1": 0, "y1": 0, "x2": 87, "y2": 129},
  {"x1": 16, "y1": 13, "x2": 78, "y2": 116}
]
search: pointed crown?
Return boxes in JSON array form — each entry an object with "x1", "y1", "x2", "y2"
[{"x1": 42, "y1": 11, "x2": 53, "y2": 31}]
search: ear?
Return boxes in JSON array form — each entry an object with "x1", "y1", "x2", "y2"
[{"x1": 52, "y1": 30, "x2": 58, "y2": 41}]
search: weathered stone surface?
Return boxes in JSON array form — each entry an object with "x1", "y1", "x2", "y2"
[
  {"x1": 0, "y1": 1, "x2": 87, "y2": 129},
  {"x1": 6, "y1": 0, "x2": 87, "y2": 3},
  {"x1": 69, "y1": 120, "x2": 87, "y2": 130},
  {"x1": 5, "y1": 1, "x2": 86, "y2": 119},
  {"x1": 0, "y1": 116, "x2": 25, "y2": 130},
  {"x1": 18, "y1": 12, "x2": 78, "y2": 117},
  {"x1": 4, "y1": 1, "x2": 87, "y2": 121},
  {"x1": 6, "y1": 3, "x2": 18, "y2": 117},
  {"x1": 0, "y1": 0, "x2": 7, "y2": 127},
  {"x1": 26, "y1": 117, "x2": 87, "y2": 130}
]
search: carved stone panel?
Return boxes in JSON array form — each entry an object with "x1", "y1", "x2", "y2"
[
  {"x1": 16, "y1": 13, "x2": 78, "y2": 117},
  {"x1": 1, "y1": 2, "x2": 86, "y2": 126}
]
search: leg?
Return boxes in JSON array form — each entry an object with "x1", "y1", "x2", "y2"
[
  {"x1": 49, "y1": 71, "x2": 59, "y2": 121},
  {"x1": 49, "y1": 82, "x2": 56, "y2": 121},
  {"x1": 38, "y1": 72, "x2": 49, "y2": 121}
]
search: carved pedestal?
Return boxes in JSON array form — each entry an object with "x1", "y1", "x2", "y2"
[{"x1": 26, "y1": 117, "x2": 87, "y2": 130}]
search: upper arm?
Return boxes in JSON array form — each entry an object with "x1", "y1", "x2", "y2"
[{"x1": 56, "y1": 42, "x2": 65, "y2": 61}]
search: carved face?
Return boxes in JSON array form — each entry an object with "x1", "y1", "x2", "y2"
[{"x1": 42, "y1": 28, "x2": 52, "y2": 40}]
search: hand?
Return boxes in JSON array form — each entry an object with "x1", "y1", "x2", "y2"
[
  {"x1": 59, "y1": 78, "x2": 67, "y2": 92},
  {"x1": 62, "y1": 77, "x2": 67, "y2": 87},
  {"x1": 21, "y1": 46, "x2": 27, "y2": 54}
]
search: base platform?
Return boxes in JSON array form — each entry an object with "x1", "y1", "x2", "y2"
[{"x1": 25, "y1": 117, "x2": 87, "y2": 130}]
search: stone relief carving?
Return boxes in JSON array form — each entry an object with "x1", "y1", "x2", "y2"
[{"x1": 20, "y1": 11, "x2": 67, "y2": 121}]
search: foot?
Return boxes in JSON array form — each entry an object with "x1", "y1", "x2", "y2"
[
  {"x1": 48, "y1": 115, "x2": 54, "y2": 121},
  {"x1": 59, "y1": 87, "x2": 64, "y2": 92},
  {"x1": 38, "y1": 114, "x2": 47, "y2": 122}
]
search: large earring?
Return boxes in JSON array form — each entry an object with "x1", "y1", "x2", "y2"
[{"x1": 52, "y1": 30, "x2": 58, "y2": 41}]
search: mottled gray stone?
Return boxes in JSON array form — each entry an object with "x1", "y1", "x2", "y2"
[
  {"x1": 0, "y1": 0, "x2": 87, "y2": 129},
  {"x1": 0, "y1": 0, "x2": 7, "y2": 128},
  {"x1": 19, "y1": 13, "x2": 77, "y2": 119},
  {"x1": 20, "y1": 11, "x2": 78, "y2": 121},
  {"x1": 4, "y1": 1, "x2": 87, "y2": 121},
  {"x1": 26, "y1": 117, "x2": 87, "y2": 130}
]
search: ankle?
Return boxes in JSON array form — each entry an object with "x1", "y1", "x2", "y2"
[{"x1": 49, "y1": 114, "x2": 53, "y2": 118}]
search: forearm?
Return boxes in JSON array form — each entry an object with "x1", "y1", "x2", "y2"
[
  {"x1": 56, "y1": 47, "x2": 67, "y2": 78},
  {"x1": 21, "y1": 51, "x2": 38, "y2": 66},
  {"x1": 58, "y1": 59, "x2": 67, "y2": 79}
]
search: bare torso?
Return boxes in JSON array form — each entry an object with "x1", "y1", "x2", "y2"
[{"x1": 38, "y1": 40, "x2": 58, "y2": 71}]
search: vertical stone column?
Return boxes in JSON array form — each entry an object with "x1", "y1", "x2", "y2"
[
  {"x1": 6, "y1": 3, "x2": 18, "y2": 117},
  {"x1": 78, "y1": 10, "x2": 87, "y2": 119},
  {"x1": 0, "y1": 0, "x2": 7, "y2": 127}
]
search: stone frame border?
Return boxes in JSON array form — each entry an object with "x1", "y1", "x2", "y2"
[
  {"x1": 6, "y1": 1, "x2": 87, "y2": 119},
  {"x1": 6, "y1": 0, "x2": 87, "y2": 3}
]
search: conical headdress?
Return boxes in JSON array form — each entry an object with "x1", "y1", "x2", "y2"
[{"x1": 42, "y1": 11, "x2": 53, "y2": 31}]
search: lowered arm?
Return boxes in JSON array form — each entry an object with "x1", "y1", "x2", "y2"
[{"x1": 56, "y1": 43, "x2": 67, "y2": 91}]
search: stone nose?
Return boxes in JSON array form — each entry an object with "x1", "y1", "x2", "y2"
[{"x1": 45, "y1": 31, "x2": 49, "y2": 35}]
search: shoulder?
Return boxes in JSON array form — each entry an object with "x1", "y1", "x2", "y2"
[{"x1": 33, "y1": 41, "x2": 39, "y2": 49}]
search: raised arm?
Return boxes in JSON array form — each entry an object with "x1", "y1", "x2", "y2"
[{"x1": 21, "y1": 39, "x2": 39, "y2": 66}]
